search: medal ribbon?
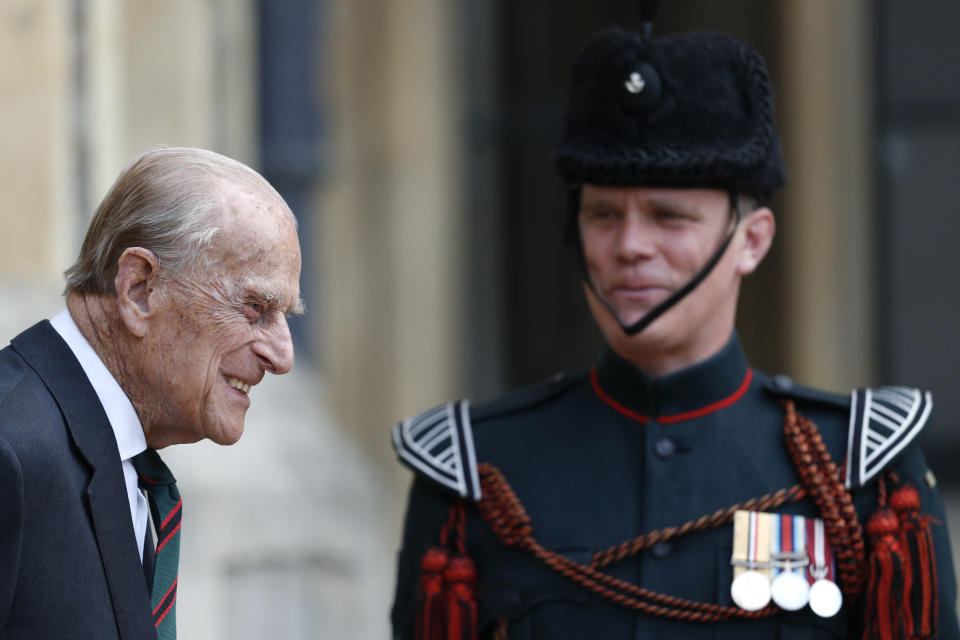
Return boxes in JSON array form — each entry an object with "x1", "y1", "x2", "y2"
[
  {"x1": 819, "y1": 518, "x2": 835, "y2": 582},
  {"x1": 793, "y1": 516, "x2": 806, "y2": 572},
  {"x1": 805, "y1": 517, "x2": 836, "y2": 583},
  {"x1": 771, "y1": 515, "x2": 781, "y2": 576},
  {"x1": 780, "y1": 514, "x2": 808, "y2": 577}
]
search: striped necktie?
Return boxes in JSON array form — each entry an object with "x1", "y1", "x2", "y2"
[{"x1": 133, "y1": 449, "x2": 181, "y2": 640}]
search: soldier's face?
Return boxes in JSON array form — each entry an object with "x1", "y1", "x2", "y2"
[{"x1": 578, "y1": 185, "x2": 768, "y2": 370}]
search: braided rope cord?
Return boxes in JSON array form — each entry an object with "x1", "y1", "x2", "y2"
[
  {"x1": 439, "y1": 503, "x2": 468, "y2": 554},
  {"x1": 478, "y1": 462, "x2": 778, "y2": 622},
  {"x1": 589, "y1": 483, "x2": 807, "y2": 570},
  {"x1": 781, "y1": 399, "x2": 866, "y2": 595},
  {"x1": 473, "y1": 401, "x2": 867, "y2": 622}
]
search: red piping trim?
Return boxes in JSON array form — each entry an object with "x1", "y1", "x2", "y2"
[
  {"x1": 590, "y1": 368, "x2": 648, "y2": 423},
  {"x1": 590, "y1": 367, "x2": 753, "y2": 424},
  {"x1": 660, "y1": 369, "x2": 753, "y2": 423}
]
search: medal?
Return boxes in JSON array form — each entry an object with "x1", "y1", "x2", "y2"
[
  {"x1": 731, "y1": 511, "x2": 772, "y2": 611},
  {"x1": 809, "y1": 579, "x2": 843, "y2": 618},
  {"x1": 772, "y1": 571, "x2": 810, "y2": 611},
  {"x1": 770, "y1": 515, "x2": 810, "y2": 611},
  {"x1": 731, "y1": 569, "x2": 772, "y2": 611},
  {"x1": 806, "y1": 517, "x2": 843, "y2": 618}
]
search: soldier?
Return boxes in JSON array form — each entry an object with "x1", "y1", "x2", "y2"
[{"x1": 390, "y1": 22, "x2": 959, "y2": 640}]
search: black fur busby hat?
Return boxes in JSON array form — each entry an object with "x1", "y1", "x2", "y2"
[{"x1": 555, "y1": 28, "x2": 785, "y2": 196}]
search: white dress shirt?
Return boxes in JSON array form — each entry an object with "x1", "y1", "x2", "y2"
[{"x1": 50, "y1": 308, "x2": 150, "y2": 560}]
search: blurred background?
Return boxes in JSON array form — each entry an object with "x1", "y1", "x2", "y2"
[{"x1": 1, "y1": 0, "x2": 959, "y2": 637}]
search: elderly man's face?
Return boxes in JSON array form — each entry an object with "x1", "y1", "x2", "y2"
[{"x1": 140, "y1": 188, "x2": 301, "y2": 447}]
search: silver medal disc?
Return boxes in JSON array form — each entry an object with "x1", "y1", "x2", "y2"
[
  {"x1": 808, "y1": 579, "x2": 843, "y2": 618},
  {"x1": 770, "y1": 571, "x2": 810, "y2": 611},
  {"x1": 731, "y1": 570, "x2": 772, "y2": 611}
]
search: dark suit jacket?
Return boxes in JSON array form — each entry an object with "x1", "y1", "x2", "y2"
[{"x1": 0, "y1": 321, "x2": 156, "y2": 639}]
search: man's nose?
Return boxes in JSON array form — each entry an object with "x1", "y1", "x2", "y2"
[
  {"x1": 254, "y1": 315, "x2": 295, "y2": 375},
  {"x1": 617, "y1": 212, "x2": 656, "y2": 259}
]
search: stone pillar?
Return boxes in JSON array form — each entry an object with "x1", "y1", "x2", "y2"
[
  {"x1": 322, "y1": 0, "x2": 465, "y2": 486},
  {"x1": 84, "y1": 0, "x2": 257, "y2": 198},
  {"x1": 778, "y1": 0, "x2": 876, "y2": 389},
  {"x1": 0, "y1": 1, "x2": 76, "y2": 334}
]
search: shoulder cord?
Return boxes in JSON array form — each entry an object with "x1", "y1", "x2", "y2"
[
  {"x1": 474, "y1": 399, "x2": 866, "y2": 622},
  {"x1": 780, "y1": 399, "x2": 866, "y2": 595}
]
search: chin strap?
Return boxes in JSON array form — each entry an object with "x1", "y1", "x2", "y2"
[{"x1": 572, "y1": 190, "x2": 744, "y2": 336}]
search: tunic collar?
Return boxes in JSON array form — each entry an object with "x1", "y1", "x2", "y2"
[{"x1": 591, "y1": 333, "x2": 751, "y2": 424}]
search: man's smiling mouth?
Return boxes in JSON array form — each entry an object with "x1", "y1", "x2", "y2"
[{"x1": 226, "y1": 376, "x2": 251, "y2": 394}]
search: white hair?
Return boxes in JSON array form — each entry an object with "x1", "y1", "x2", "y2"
[{"x1": 63, "y1": 146, "x2": 295, "y2": 295}]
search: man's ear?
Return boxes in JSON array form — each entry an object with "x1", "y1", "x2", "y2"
[
  {"x1": 115, "y1": 247, "x2": 161, "y2": 337},
  {"x1": 735, "y1": 207, "x2": 775, "y2": 276}
]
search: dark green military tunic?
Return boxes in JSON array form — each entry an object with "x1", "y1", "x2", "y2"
[{"x1": 392, "y1": 336, "x2": 960, "y2": 639}]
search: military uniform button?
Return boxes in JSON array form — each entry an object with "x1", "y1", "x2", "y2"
[
  {"x1": 651, "y1": 541, "x2": 671, "y2": 558},
  {"x1": 654, "y1": 437, "x2": 675, "y2": 459},
  {"x1": 503, "y1": 591, "x2": 522, "y2": 613},
  {"x1": 773, "y1": 374, "x2": 793, "y2": 390}
]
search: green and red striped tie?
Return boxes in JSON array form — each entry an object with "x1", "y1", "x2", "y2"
[{"x1": 133, "y1": 449, "x2": 181, "y2": 640}]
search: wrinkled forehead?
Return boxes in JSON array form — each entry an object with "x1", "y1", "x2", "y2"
[
  {"x1": 211, "y1": 182, "x2": 299, "y2": 247},
  {"x1": 202, "y1": 186, "x2": 300, "y2": 285},
  {"x1": 216, "y1": 179, "x2": 295, "y2": 224}
]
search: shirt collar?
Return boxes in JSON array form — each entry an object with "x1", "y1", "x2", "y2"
[
  {"x1": 591, "y1": 332, "x2": 752, "y2": 424},
  {"x1": 49, "y1": 308, "x2": 147, "y2": 461}
]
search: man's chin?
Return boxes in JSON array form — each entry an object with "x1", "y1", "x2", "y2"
[
  {"x1": 602, "y1": 295, "x2": 666, "y2": 328},
  {"x1": 587, "y1": 293, "x2": 651, "y2": 336},
  {"x1": 207, "y1": 421, "x2": 245, "y2": 446},
  {"x1": 595, "y1": 304, "x2": 678, "y2": 345},
  {"x1": 613, "y1": 310, "x2": 649, "y2": 328},
  {"x1": 604, "y1": 304, "x2": 657, "y2": 329}
]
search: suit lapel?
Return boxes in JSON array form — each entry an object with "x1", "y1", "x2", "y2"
[
  {"x1": 86, "y1": 465, "x2": 158, "y2": 639},
  {"x1": 12, "y1": 321, "x2": 156, "y2": 639}
]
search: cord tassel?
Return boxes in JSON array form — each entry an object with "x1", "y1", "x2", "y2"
[
  {"x1": 444, "y1": 555, "x2": 478, "y2": 640},
  {"x1": 416, "y1": 547, "x2": 449, "y2": 640},
  {"x1": 864, "y1": 484, "x2": 907, "y2": 640},
  {"x1": 890, "y1": 484, "x2": 938, "y2": 639},
  {"x1": 417, "y1": 505, "x2": 477, "y2": 640}
]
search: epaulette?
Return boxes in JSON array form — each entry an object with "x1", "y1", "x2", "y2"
[
  {"x1": 765, "y1": 375, "x2": 933, "y2": 490},
  {"x1": 392, "y1": 400, "x2": 481, "y2": 502},
  {"x1": 392, "y1": 374, "x2": 577, "y2": 502},
  {"x1": 846, "y1": 386, "x2": 933, "y2": 490}
]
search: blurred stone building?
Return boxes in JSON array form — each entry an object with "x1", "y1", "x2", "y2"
[{"x1": 0, "y1": 1, "x2": 958, "y2": 638}]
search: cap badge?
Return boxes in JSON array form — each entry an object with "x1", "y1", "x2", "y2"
[
  {"x1": 616, "y1": 62, "x2": 661, "y2": 115},
  {"x1": 624, "y1": 71, "x2": 646, "y2": 94}
]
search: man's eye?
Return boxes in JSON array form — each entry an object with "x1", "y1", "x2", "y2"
[
  {"x1": 244, "y1": 302, "x2": 264, "y2": 320},
  {"x1": 583, "y1": 210, "x2": 619, "y2": 223},
  {"x1": 654, "y1": 209, "x2": 687, "y2": 222}
]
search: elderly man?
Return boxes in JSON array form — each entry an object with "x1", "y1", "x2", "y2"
[
  {"x1": 0, "y1": 147, "x2": 302, "y2": 639},
  {"x1": 391, "y1": 24, "x2": 958, "y2": 640}
]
